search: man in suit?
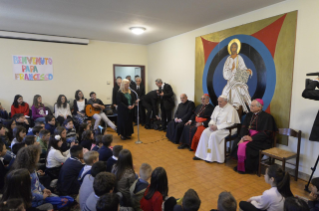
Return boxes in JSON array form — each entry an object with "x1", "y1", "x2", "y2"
[
  {"x1": 126, "y1": 75, "x2": 136, "y2": 90},
  {"x1": 135, "y1": 77, "x2": 146, "y2": 125},
  {"x1": 155, "y1": 78, "x2": 175, "y2": 131},
  {"x1": 142, "y1": 90, "x2": 160, "y2": 129},
  {"x1": 112, "y1": 77, "x2": 122, "y2": 109}
]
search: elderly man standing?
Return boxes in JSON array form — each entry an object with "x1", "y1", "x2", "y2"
[
  {"x1": 166, "y1": 94, "x2": 194, "y2": 143},
  {"x1": 178, "y1": 94, "x2": 214, "y2": 151},
  {"x1": 193, "y1": 95, "x2": 240, "y2": 163},
  {"x1": 155, "y1": 79, "x2": 175, "y2": 131},
  {"x1": 231, "y1": 99, "x2": 277, "y2": 174}
]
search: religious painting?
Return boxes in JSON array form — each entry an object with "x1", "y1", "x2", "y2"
[{"x1": 195, "y1": 11, "x2": 298, "y2": 145}]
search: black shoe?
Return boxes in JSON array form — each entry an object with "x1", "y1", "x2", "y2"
[
  {"x1": 189, "y1": 148, "x2": 194, "y2": 151},
  {"x1": 178, "y1": 145, "x2": 187, "y2": 149},
  {"x1": 233, "y1": 166, "x2": 245, "y2": 174},
  {"x1": 145, "y1": 125, "x2": 151, "y2": 129},
  {"x1": 193, "y1": 156, "x2": 201, "y2": 160},
  {"x1": 120, "y1": 136, "x2": 126, "y2": 140},
  {"x1": 205, "y1": 160, "x2": 212, "y2": 163}
]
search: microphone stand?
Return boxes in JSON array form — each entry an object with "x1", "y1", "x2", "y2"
[{"x1": 130, "y1": 88, "x2": 142, "y2": 144}]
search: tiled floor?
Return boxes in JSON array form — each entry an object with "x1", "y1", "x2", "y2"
[{"x1": 107, "y1": 126, "x2": 309, "y2": 210}]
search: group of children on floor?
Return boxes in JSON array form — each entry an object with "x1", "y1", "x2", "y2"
[{"x1": 0, "y1": 96, "x2": 319, "y2": 211}]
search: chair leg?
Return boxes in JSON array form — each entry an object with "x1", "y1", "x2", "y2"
[
  {"x1": 295, "y1": 159, "x2": 299, "y2": 181},
  {"x1": 258, "y1": 150, "x2": 262, "y2": 177},
  {"x1": 224, "y1": 140, "x2": 227, "y2": 165}
]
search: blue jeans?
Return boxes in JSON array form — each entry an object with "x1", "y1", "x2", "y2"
[{"x1": 35, "y1": 117, "x2": 46, "y2": 124}]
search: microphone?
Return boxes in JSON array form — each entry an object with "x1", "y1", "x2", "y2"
[{"x1": 129, "y1": 88, "x2": 142, "y2": 144}]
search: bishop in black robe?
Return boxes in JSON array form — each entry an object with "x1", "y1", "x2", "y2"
[
  {"x1": 231, "y1": 99, "x2": 277, "y2": 173},
  {"x1": 166, "y1": 95, "x2": 195, "y2": 144},
  {"x1": 302, "y1": 79, "x2": 319, "y2": 141},
  {"x1": 178, "y1": 94, "x2": 214, "y2": 150}
]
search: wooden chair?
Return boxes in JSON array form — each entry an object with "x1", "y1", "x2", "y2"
[
  {"x1": 224, "y1": 106, "x2": 243, "y2": 163},
  {"x1": 258, "y1": 128, "x2": 302, "y2": 181}
]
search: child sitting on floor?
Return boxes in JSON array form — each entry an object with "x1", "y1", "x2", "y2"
[
  {"x1": 63, "y1": 118, "x2": 77, "y2": 144},
  {"x1": 57, "y1": 145, "x2": 84, "y2": 195},
  {"x1": 83, "y1": 172, "x2": 116, "y2": 211},
  {"x1": 92, "y1": 135, "x2": 103, "y2": 151},
  {"x1": 130, "y1": 163, "x2": 152, "y2": 211},
  {"x1": 98, "y1": 134, "x2": 113, "y2": 162},
  {"x1": 78, "y1": 161, "x2": 107, "y2": 210},
  {"x1": 78, "y1": 150, "x2": 99, "y2": 185},
  {"x1": 45, "y1": 115, "x2": 56, "y2": 135},
  {"x1": 10, "y1": 125, "x2": 26, "y2": 148},
  {"x1": 39, "y1": 129, "x2": 50, "y2": 158},
  {"x1": 81, "y1": 130, "x2": 94, "y2": 151},
  {"x1": 174, "y1": 189, "x2": 201, "y2": 211},
  {"x1": 239, "y1": 165, "x2": 294, "y2": 211},
  {"x1": 106, "y1": 145, "x2": 123, "y2": 172}
]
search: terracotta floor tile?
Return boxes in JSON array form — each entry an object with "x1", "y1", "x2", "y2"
[{"x1": 106, "y1": 127, "x2": 310, "y2": 211}]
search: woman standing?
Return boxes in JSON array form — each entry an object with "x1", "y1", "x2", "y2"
[
  {"x1": 31, "y1": 95, "x2": 46, "y2": 123},
  {"x1": 73, "y1": 90, "x2": 87, "y2": 125},
  {"x1": 55, "y1": 95, "x2": 72, "y2": 126},
  {"x1": 11, "y1": 95, "x2": 30, "y2": 118},
  {"x1": 116, "y1": 79, "x2": 137, "y2": 140}
]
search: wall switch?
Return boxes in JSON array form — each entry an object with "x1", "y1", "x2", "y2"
[{"x1": 107, "y1": 81, "x2": 111, "y2": 85}]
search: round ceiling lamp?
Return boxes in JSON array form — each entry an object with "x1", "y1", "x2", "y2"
[{"x1": 130, "y1": 27, "x2": 146, "y2": 35}]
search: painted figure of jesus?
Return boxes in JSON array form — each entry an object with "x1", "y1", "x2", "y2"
[{"x1": 222, "y1": 39, "x2": 252, "y2": 113}]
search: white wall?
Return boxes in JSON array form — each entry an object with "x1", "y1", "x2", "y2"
[
  {"x1": 0, "y1": 39, "x2": 147, "y2": 110},
  {"x1": 147, "y1": 0, "x2": 319, "y2": 177}
]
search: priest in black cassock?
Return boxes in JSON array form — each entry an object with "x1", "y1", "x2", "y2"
[
  {"x1": 231, "y1": 99, "x2": 277, "y2": 174},
  {"x1": 178, "y1": 94, "x2": 214, "y2": 150},
  {"x1": 166, "y1": 94, "x2": 195, "y2": 144},
  {"x1": 112, "y1": 77, "x2": 122, "y2": 109},
  {"x1": 302, "y1": 79, "x2": 319, "y2": 141}
]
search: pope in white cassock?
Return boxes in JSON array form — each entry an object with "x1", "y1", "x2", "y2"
[
  {"x1": 193, "y1": 95, "x2": 240, "y2": 163},
  {"x1": 222, "y1": 39, "x2": 252, "y2": 113}
]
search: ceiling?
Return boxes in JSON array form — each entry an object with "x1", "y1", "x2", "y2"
[{"x1": 0, "y1": 0, "x2": 285, "y2": 45}]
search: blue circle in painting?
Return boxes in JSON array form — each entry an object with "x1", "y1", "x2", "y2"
[{"x1": 202, "y1": 34, "x2": 276, "y2": 110}]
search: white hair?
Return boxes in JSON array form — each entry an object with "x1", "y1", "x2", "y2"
[
  {"x1": 219, "y1": 95, "x2": 228, "y2": 102},
  {"x1": 155, "y1": 78, "x2": 162, "y2": 83}
]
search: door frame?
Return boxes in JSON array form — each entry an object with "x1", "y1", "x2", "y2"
[{"x1": 113, "y1": 64, "x2": 145, "y2": 87}]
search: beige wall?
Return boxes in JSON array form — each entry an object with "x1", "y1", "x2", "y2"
[
  {"x1": 148, "y1": 0, "x2": 319, "y2": 177},
  {"x1": 0, "y1": 39, "x2": 147, "y2": 110}
]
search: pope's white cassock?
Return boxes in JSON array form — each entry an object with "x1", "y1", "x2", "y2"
[{"x1": 195, "y1": 103, "x2": 240, "y2": 163}]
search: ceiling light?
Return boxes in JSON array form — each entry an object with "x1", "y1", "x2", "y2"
[{"x1": 130, "y1": 27, "x2": 146, "y2": 35}]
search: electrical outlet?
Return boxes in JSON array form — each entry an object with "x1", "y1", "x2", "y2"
[{"x1": 106, "y1": 81, "x2": 111, "y2": 85}]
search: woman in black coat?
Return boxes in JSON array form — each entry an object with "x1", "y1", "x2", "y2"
[{"x1": 117, "y1": 79, "x2": 138, "y2": 140}]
